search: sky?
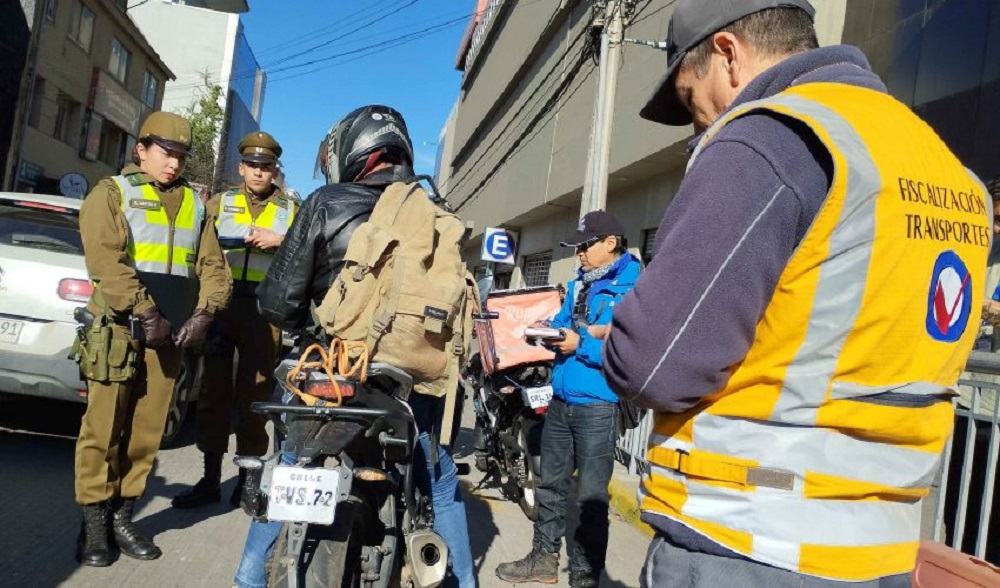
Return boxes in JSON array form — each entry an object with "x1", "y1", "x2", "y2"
[{"x1": 239, "y1": 0, "x2": 473, "y2": 197}]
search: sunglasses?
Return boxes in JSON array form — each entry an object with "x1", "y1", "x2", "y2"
[{"x1": 575, "y1": 237, "x2": 606, "y2": 254}]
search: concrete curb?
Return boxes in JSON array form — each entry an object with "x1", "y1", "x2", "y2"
[{"x1": 608, "y1": 472, "x2": 654, "y2": 537}]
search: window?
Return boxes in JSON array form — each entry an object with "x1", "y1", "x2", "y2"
[
  {"x1": 69, "y1": 1, "x2": 94, "y2": 52},
  {"x1": 97, "y1": 120, "x2": 125, "y2": 168},
  {"x1": 109, "y1": 39, "x2": 131, "y2": 83},
  {"x1": 141, "y1": 70, "x2": 159, "y2": 108},
  {"x1": 641, "y1": 228, "x2": 658, "y2": 267},
  {"x1": 522, "y1": 251, "x2": 552, "y2": 288},
  {"x1": 493, "y1": 272, "x2": 512, "y2": 291},
  {"x1": 0, "y1": 202, "x2": 83, "y2": 255},
  {"x1": 27, "y1": 77, "x2": 46, "y2": 129},
  {"x1": 53, "y1": 92, "x2": 83, "y2": 147}
]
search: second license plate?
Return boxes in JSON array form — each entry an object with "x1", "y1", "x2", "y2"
[
  {"x1": 267, "y1": 465, "x2": 341, "y2": 525},
  {"x1": 522, "y1": 385, "x2": 553, "y2": 410}
]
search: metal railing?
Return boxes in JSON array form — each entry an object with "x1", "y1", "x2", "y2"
[
  {"x1": 932, "y1": 350, "x2": 1000, "y2": 561},
  {"x1": 615, "y1": 409, "x2": 653, "y2": 475},
  {"x1": 613, "y1": 350, "x2": 1000, "y2": 564}
]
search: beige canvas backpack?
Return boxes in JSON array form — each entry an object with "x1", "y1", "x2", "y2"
[{"x1": 316, "y1": 182, "x2": 478, "y2": 407}]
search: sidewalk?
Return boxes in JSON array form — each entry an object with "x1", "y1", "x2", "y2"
[{"x1": 608, "y1": 462, "x2": 653, "y2": 537}]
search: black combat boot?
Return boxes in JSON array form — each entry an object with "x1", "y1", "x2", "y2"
[
  {"x1": 229, "y1": 467, "x2": 248, "y2": 508},
  {"x1": 110, "y1": 498, "x2": 161, "y2": 560},
  {"x1": 569, "y1": 569, "x2": 600, "y2": 588},
  {"x1": 171, "y1": 452, "x2": 222, "y2": 509},
  {"x1": 76, "y1": 502, "x2": 112, "y2": 567},
  {"x1": 495, "y1": 545, "x2": 559, "y2": 584}
]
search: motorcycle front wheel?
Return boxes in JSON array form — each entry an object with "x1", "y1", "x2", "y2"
[{"x1": 518, "y1": 423, "x2": 540, "y2": 521}]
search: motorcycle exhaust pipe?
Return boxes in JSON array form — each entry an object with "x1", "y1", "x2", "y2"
[{"x1": 405, "y1": 529, "x2": 449, "y2": 588}]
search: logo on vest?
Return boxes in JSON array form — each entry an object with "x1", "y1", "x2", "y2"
[
  {"x1": 224, "y1": 205, "x2": 246, "y2": 214},
  {"x1": 926, "y1": 250, "x2": 972, "y2": 343},
  {"x1": 130, "y1": 199, "x2": 162, "y2": 211}
]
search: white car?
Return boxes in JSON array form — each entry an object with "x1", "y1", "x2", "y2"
[
  {"x1": 0, "y1": 192, "x2": 196, "y2": 443},
  {"x1": 0, "y1": 193, "x2": 90, "y2": 403}
]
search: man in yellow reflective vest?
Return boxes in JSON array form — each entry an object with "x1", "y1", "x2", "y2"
[
  {"x1": 601, "y1": 1, "x2": 992, "y2": 587},
  {"x1": 173, "y1": 131, "x2": 296, "y2": 509}
]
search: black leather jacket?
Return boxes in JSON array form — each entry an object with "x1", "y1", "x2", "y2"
[{"x1": 256, "y1": 166, "x2": 415, "y2": 333}]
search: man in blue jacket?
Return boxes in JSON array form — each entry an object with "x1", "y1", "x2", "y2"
[{"x1": 496, "y1": 210, "x2": 641, "y2": 588}]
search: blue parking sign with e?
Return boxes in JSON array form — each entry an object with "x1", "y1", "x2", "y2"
[{"x1": 482, "y1": 227, "x2": 516, "y2": 264}]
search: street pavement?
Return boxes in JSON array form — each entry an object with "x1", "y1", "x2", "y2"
[{"x1": 0, "y1": 393, "x2": 649, "y2": 587}]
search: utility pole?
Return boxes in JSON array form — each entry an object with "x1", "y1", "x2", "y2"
[{"x1": 580, "y1": 0, "x2": 626, "y2": 218}]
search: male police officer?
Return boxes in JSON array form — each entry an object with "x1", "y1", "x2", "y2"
[
  {"x1": 173, "y1": 132, "x2": 296, "y2": 509},
  {"x1": 74, "y1": 111, "x2": 231, "y2": 566}
]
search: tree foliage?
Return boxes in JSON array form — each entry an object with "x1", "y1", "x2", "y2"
[{"x1": 179, "y1": 74, "x2": 224, "y2": 190}]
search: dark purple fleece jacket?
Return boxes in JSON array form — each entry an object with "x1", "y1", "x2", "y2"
[{"x1": 603, "y1": 46, "x2": 887, "y2": 552}]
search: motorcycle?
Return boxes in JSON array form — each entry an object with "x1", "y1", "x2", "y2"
[
  {"x1": 241, "y1": 352, "x2": 448, "y2": 588},
  {"x1": 467, "y1": 282, "x2": 563, "y2": 521}
]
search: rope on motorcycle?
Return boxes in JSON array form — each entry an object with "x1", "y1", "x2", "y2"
[{"x1": 284, "y1": 341, "x2": 371, "y2": 407}]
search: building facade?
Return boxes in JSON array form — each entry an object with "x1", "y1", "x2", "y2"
[
  {"x1": 441, "y1": 0, "x2": 847, "y2": 288},
  {"x1": 842, "y1": 0, "x2": 1000, "y2": 182},
  {"x1": 129, "y1": 0, "x2": 265, "y2": 192},
  {"x1": 4, "y1": 0, "x2": 174, "y2": 195},
  {"x1": 444, "y1": 0, "x2": 999, "y2": 287}
]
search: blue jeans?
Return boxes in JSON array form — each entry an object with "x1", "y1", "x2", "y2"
[
  {"x1": 533, "y1": 397, "x2": 617, "y2": 576},
  {"x1": 234, "y1": 394, "x2": 474, "y2": 588}
]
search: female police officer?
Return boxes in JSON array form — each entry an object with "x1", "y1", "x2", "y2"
[{"x1": 73, "y1": 111, "x2": 231, "y2": 566}]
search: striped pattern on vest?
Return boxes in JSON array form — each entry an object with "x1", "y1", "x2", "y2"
[
  {"x1": 114, "y1": 176, "x2": 204, "y2": 278},
  {"x1": 641, "y1": 83, "x2": 991, "y2": 582},
  {"x1": 215, "y1": 191, "x2": 294, "y2": 282}
]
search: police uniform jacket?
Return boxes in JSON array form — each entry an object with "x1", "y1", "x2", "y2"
[{"x1": 80, "y1": 163, "x2": 231, "y2": 321}]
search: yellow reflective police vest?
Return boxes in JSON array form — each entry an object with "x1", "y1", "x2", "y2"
[
  {"x1": 215, "y1": 191, "x2": 295, "y2": 282},
  {"x1": 641, "y1": 83, "x2": 991, "y2": 581},
  {"x1": 113, "y1": 175, "x2": 203, "y2": 278}
]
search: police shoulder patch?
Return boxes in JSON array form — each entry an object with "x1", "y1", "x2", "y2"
[{"x1": 127, "y1": 174, "x2": 144, "y2": 186}]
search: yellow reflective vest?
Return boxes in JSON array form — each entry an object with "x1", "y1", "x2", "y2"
[
  {"x1": 641, "y1": 83, "x2": 991, "y2": 581},
  {"x1": 215, "y1": 191, "x2": 295, "y2": 282},
  {"x1": 113, "y1": 175, "x2": 203, "y2": 278}
]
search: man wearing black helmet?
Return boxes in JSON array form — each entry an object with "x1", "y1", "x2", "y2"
[{"x1": 232, "y1": 106, "x2": 475, "y2": 588}]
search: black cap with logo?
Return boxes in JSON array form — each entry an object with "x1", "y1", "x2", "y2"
[
  {"x1": 560, "y1": 210, "x2": 626, "y2": 247},
  {"x1": 639, "y1": 0, "x2": 816, "y2": 126}
]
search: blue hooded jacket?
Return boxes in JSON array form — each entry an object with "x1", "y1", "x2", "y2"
[{"x1": 549, "y1": 253, "x2": 641, "y2": 404}]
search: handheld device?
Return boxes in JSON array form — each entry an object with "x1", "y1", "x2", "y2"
[
  {"x1": 218, "y1": 236, "x2": 248, "y2": 250},
  {"x1": 524, "y1": 327, "x2": 565, "y2": 341},
  {"x1": 128, "y1": 315, "x2": 146, "y2": 341}
]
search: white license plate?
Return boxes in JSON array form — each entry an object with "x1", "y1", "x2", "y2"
[
  {"x1": 267, "y1": 465, "x2": 341, "y2": 525},
  {"x1": 522, "y1": 385, "x2": 553, "y2": 410},
  {"x1": 0, "y1": 319, "x2": 24, "y2": 344}
]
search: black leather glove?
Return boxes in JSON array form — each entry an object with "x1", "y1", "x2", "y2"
[
  {"x1": 136, "y1": 307, "x2": 172, "y2": 348},
  {"x1": 173, "y1": 308, "x2": 214, "y2": 349}
]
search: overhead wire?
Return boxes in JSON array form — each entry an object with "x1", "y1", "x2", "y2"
[{"x1": 161, "y1": 6, "x2": 478, "y2": 94}]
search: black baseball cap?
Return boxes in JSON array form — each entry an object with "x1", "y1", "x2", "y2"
[
  {"x1": 560, "y1": 211, "x2": 626, "y2": 247},
  {"x1": 640, "y1": 0, "x2": 816, "y2": 126}
]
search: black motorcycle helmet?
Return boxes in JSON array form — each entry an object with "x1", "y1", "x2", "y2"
[{"x1": 319, "y1": 105, "x2": 414, "y2": 184}]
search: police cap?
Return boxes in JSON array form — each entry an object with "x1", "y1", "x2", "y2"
[
  {"x1": 139, "y1": 111, "x2": 191, "y2": 155},
  {"x1": 239, "y1": 131, "x2": 282, "y2": 164}
]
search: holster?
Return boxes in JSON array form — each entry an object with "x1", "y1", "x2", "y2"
[{"x1": 69, "y1": 314, "x2": 137, "y2": 383}]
